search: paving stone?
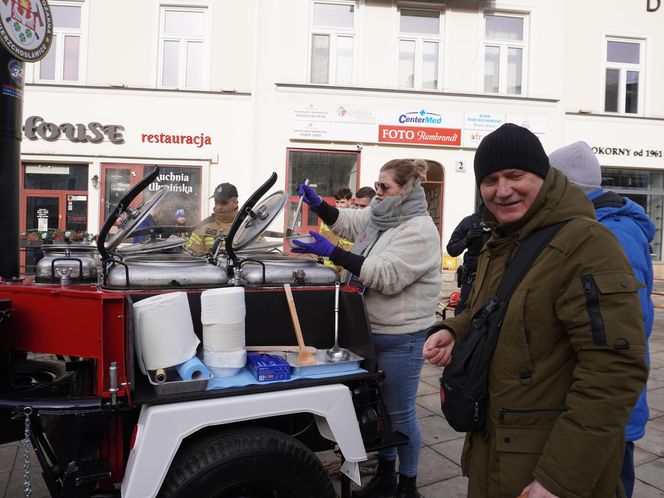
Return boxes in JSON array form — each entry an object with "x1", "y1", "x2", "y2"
[
  {"x1": 636, "y1": 458, "x2": 664, "y2": 491},
  {"x1": 635, "y1": 446, "x2": 661, "y2": 466},
  {"x1": 416, "y1": 380, "x2": 439, "y2": 397},
  {"x1": 419, "y1": 475, "x2": 469, "y2": 498},
  {"x1": 416, "y1": 445, "x2": 462, "y2": 486},
  {"x1": 0, "y1": 446, "x2": 16, "y2": 475},
  {"x1": 651, "y1": 408, "x2": 664, "y2": 420},
  {"x1": 418, "y1": 414, "x2": 463, "y2": 446},
  {"x1": 416, "y1": 403, "x2": 436, "y2": 419},
  {"x1": 420, "y1": 363, "x2": 441, "y2": 379},
  {"x1": 416, "y1": 392, "x2": 443, "y2": 414},
  {"x1": 637, "y1": 427, "x2": 664, "y2": 456},
  {"x1": 648, "y1": 390, "x2": 664, "y2": 411},
  {"x1": 633, "y1": 478, "x2": 664, "y2": 497},
  {"x1": 649, "y1": 416, "x2": 664, "y2": 433},
  {"x1": 430, "y1": 436, "x2": 466, "y2": 466}
]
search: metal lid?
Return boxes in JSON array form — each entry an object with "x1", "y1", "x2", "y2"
[
  {"x1": 97, "y1": 168, "x2": 165, "y2": 260},
  {"x1": 116, "y1": 235, "x2": 188, "y2": 255},
  {"x1": 229, "y1": 190, "x2": 287, "y2": 251},
  {"x1": 104, "y1": 188, "x2": 168, "y2": 253}
]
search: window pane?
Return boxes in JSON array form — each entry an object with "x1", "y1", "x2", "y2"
[
  {"x1": 164, "y1": 10, "x2": 205, "y2": 36},
  {"x1": 607, "y1": 41, "x2": 640, "y2": 64},
  {"x1": 398, "y1": 40, "x2": 416, "y2": 88},
  {"x1": 422, "y1": 41, "x2": 439, "y2": 89},
  {"x1": 63, "y1": 35, "x2": 80, "y2": 81},
  {"x1": 400, "y1": 9, "x2": 439, "y2": 35},
  {"x1": 311, "y1": 34, "x2": 330, "y2": 83},
  {"x1": 485, "y1": 15, "x2": 523, "y2": 41},
  {"x1": 186, "y1": 41, "x2": 203, "y2": 88},
  {"x1": 39, "y1": 34, "x2": 56, "y2": 80},
  {"x1": 625, "y1": 70, "x2": 639, "y2": 113},
  {"x1": 162, "y1": 40, "x2": 179, "y2": 86},
  {"x1": 313, "y1": 3, "x2": 354, "y2": 28},
  {"x1": 335, "y1": 36, "x2": 353, "y2": 85},
  {"x1": 51, "y1": 5, "x2": 81, "y2": 29},
  {"x1": 604, "y1": 68, "x2": 619, "y2": 112},
  {"x1": 507, "y1": 47, "x2": 522, "y2": 94},
  {"x1": 484, "y1": 45, "x2": 500, "y2": 92}
]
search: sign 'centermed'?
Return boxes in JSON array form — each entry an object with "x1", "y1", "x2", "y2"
[{"x1": 0, "y1": 0, "x2": 52, "y2": 62}]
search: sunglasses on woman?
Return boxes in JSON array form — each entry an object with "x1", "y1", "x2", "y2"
[{"x1": 374, "y1": 181, "x2": 391, "y2": 192}]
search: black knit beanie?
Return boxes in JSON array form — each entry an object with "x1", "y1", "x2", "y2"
[{"x1": 473, "y1": 123, "x2": 550, "y2": 186}]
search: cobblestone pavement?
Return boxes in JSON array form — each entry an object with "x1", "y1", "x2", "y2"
[{"x1": 2, "y1": 275, "x2": 664, "y2": 497}]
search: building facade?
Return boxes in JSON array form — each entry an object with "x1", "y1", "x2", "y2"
[{"x1": 14, "y1": 0, "x2": 664, "y2": 272}]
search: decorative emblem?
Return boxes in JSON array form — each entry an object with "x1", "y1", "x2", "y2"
[{"x1": 0, "y1": 0, "x2": 52, "y2": 62}]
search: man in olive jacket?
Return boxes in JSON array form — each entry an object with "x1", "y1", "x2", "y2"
[{"x1": 424, "y1": 124, "x2": 648, "y2": 498}]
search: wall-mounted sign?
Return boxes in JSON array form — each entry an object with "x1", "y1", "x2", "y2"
[
  {"x1": 592, "y1": 146, "x2": 662, "y2": 158},
  {"x1": 0, "y1": 0, "x2": 52, "y2": 62},
  {"x1": 24, "y1": 115, "x2": 125, "y2": 144},
  {"x1": 140, "y1": 131, "x2": 212, "y2": 148},
  {"x1": 378, "y1": 125, "x2": 461, "y2": 146}
]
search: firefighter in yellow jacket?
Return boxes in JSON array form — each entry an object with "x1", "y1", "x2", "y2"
[{"x1": 185, "y1": 182, "x2": 239, "y2": 255}]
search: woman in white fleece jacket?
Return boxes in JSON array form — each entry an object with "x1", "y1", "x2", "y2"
[{"x1": 292, "y1": 159, "x2": 442, "y2": 498}]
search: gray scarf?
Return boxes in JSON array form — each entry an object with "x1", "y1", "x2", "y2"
[{"x1": 352, "y1": 185, "x2": 429, "y2": 257}]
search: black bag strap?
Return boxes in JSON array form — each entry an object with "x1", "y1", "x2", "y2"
[{"x1": 495, "y1": 222, "x2": 568, "y2": 302}]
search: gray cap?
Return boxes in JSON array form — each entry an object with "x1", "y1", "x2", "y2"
[
  {"x1": 211, "y1": 182, "x2": 238, "y2": 202},
  {"x1": 548, "y1": 141, "x2": 602, "y2": 194}
]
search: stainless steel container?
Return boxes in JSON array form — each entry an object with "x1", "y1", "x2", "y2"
[
  {"x1": 238, "y1": 259, "x2": 339, "y2": 286},
  {"x1": 104, "y1": 260, "x2": 228, "y2": 289},
  {"x1": 35, "y1": 244, "x2": 99, "y2": 284}
]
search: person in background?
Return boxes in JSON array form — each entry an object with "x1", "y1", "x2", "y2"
[
  {"x1": 355, "y1": 186, "x2": 376, "y2": 209},
  {"x1": 185, "y1": 182, "x2": 238, "y2": 255},
  {"x1": 423, "y1": 123, "x2": 647, "y2": 498},
  {"x1": 293, "y1": 159, "x2": 441, "y2": 498},
  {"x1": 445, "y1": 205, "x2": 490, "y2": 314},
  {"x1": 175, "y1": 208, "x2": 187, "y2": 227},
  {"x1": 319, "y1": 187, "x2": 354, "y2": 269},
  {"x1": 549, "y1": 140, "x2": 655, "y2": 498}
]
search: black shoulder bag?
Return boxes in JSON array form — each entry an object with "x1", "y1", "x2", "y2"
[{"x1": 440, "y1": 222, "x2": 566, "y2": 433}]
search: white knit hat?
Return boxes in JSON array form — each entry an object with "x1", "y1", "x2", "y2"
[{"x1": 548, "y1": 141, "x2": 602, "y2": 194}]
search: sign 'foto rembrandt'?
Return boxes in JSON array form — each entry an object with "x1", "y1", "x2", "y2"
[{"x1": 378, "y1": 125, "x2": 461, "y2": 147}]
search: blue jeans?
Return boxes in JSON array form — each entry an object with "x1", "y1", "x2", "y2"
[
  {"x1": 373, "y1": 330, "x2": 426, "y2": 478},
  {"x1": 621, "y1": 441, "x2": 635, "y2": 497}
]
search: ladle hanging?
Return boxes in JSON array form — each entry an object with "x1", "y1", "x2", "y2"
[
  {"x1": 326, "y1": 282, "x2": 350, "y2": 362},
  {"x1": 286, "y1": 178, "x2": 309, "y2": 237}
]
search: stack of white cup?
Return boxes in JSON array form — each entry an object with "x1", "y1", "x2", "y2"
[{"x1": 201, "y1": 287, "x2": 246, "y2": 377}]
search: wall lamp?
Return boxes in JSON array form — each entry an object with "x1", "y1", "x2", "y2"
[{"x1": 91, "y1": 174, "x2": 99, "y2": 189}]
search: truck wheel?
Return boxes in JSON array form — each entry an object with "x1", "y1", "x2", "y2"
[
  {"x1": 0, "y1": 359, "x2": 69, "y2": 444},
  {"x1": 158, "y1": 427, "x2": 336, "y2": 498}
]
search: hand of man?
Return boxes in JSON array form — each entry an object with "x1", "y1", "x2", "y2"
[
  {"x1": 291, "y1": 231, "x2": 335, "y2": 257},
  {"x1": 519, "y1": 480, "x2": 559, "y2": 498},
  {"x1": 297, "y1": 183, "x2": 322, "y2": 207},
  {"x1": 422, "y1": 328, "x2": 456, "y2": 367},
  {"x1": 465, "y1": 224, "x2": 489, "y2": 254}
]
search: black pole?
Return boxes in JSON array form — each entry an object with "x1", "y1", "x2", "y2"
[{"x1": 0, "y1": 48, "x2": 24, "y2": 280}]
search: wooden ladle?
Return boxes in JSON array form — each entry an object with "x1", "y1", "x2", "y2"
[{"x1": 283, "y1": 284, "x2": 316, "y2": 366}]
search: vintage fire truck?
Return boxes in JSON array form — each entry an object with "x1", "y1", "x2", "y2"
[{"x1": 0, "y1": 170, "x2": 399, "y2": 498}]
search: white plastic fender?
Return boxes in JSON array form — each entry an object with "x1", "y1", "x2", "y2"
[{"x1": 121, "y1": 383, "x2": 368, "y2": 498}]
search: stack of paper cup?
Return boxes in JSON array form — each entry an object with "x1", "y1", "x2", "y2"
[
  {"x1": 133, "y1": 292, "x2": 200, "y2": 375},
  {"x1": 201, "y1": 287, "x2": 246, "y2": 377}
]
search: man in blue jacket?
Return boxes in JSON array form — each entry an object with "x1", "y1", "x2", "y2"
[{"x1": 550, "y1": 141, "x2": 655, "y2": 497}]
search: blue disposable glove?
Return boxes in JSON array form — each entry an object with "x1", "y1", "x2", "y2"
[
  {"x1": 297, "y1": 183, "x2": 322, "y2": 207},
  {"x1": 291, "y1": 231, "x2": 335, "y2": 257}
]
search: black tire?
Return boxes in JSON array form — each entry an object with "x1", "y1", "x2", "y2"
[
  {"x1": 158, "y1": 427, "x2": 337, "y2": 498},
  {"x1": 0, "y1": 359, "x2": 69, "y2": 444}
]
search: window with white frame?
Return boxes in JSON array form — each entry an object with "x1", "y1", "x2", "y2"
[
  {"x1": 398, "y1": 9, "x2": 442, "y2": 90},
  {"x1": 36, "y1": 2, "x2": 85, "y2": 83},
  {"x1": 482, "y1": 13, "x2": 527, "y2": 95},
  {"x1": 309, "y1": 1, "x2": 357, "y2": 85},
  {"x1": 604, "y1": 38, "x2": 644, "y2": 114},
  {"x1": 158, "y1": 7, "x2": 208, "y2": 89}
]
